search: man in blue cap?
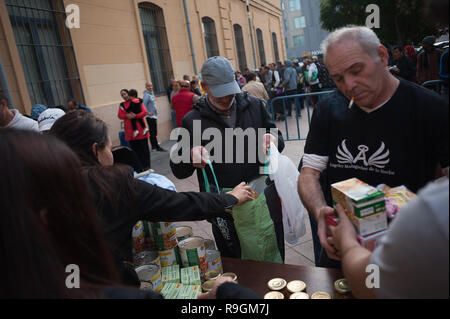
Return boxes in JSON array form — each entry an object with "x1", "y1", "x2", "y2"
[{"x1": 170, "y1": 56, "x2": 285, "y2": 259}]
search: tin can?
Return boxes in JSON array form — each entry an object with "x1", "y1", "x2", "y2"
[
  {"x1": 132, "y1": 221, "x2": 146, "y2": 254},
  {"x1": 134, "y1": 250, "x2": 160, "y2": 268},
  {"x1": 178, "y1": 236, "x2": 207, "y2": 274},
  {"x1": 158, "y1": 247, "x2": 180, "y2": 267},
  {"x1": 201, "y1": 280, "x2": 215, "y2": 293},
  {"x1": 290, "y1": 292, "x2": 310, "y2": 299},
  {"x1": 151, "y1": 222, "x2": 178, "y2": 251},
  {"x1": 203, "y1": 239, "x2": 216, "y2": 251},
  {"x1": 222, "y1": 272, "x2": 238, "y2": 283},
  {"x1": 142, "y1": 221, "x2": 155, "y2": 250},
  {"x1": 206, "y1": 249, "x2": 223, "y2": 274},
  {"x1": 135, "y1": 264, "x2": 163, "y2": 292},
  {"x1": 334, "y1": 278, "x2": 352, "y2": 299},
  {"x1": 140, "y1": 281, "x2": 153, "y2": 291},
  {"x1": 204, "y1": 270, "x2": 221, "y2": 282},
  {"x1": 268, "y1": 278, "x2": 287, "y2": 291},
  {"x1": 176, "y1": 226, "x2": 193, "y2": 243},
  {"x1": 286, "y1": 280, "x2": 306, "y2": 293},
  {"x1": 311, "y1": 291, "x2": 332, "y2": 299},
  {"x1": 264, "y1": 291, "x2": 284, "y2": 299}
]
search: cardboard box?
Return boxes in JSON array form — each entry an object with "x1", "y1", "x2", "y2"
[
  {"x1": 357, "y1": 230, "x2": 388, "y2": 251},
  {"x1": 350, "y1": 211, "x2": 388, "y2": 237},
  {"x1": 332, "y1": 178, "x2": 386, "y2": 218}
]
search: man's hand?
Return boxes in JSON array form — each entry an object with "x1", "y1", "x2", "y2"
[
  {"x1": 126, "y1": 112, "x2": 136, "y2": 120},
  {"x1": 262, "y1": 133, "x2": 277, "y2": 154},
  {"x1": 191, "y1": 146, "x2": 210, "y2": 168},
  {"x1": 197, "y1": 275, "x2": 236, "y2": 299},
  {"x1": 328, "y1": 204, "x2": 360, "y2": 258},
  {"x1": 228, "y1": 182, "x2": 255, "y2": 207},
  {"x1": 148, "y1": 111, "x2": 154, "y2": 116},
  {"x1": 316, "y1": 206, "x2": 341, "y2": 260}
]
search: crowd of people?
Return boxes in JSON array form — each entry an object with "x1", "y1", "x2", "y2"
[
  {"x1": 387, "y1": 36, "x2": 449, "y2": 98},
  {"x1": 0, "y1": 24, "x2": 448, "y2": 299}
]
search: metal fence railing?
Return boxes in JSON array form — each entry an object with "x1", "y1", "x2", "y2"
[
  {"x1": 267, "y1": 90, "x2": 335, "y2": 141},
  {"x1": 422, "y1": 79, "x2": 447, "y2": 95}
]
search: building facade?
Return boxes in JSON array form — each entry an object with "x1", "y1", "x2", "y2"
[
  {"x1": 0, "y1": 0, "x2": 285, "y2": 144},
  {"x1": 281, "y1": 0, "x2": 329, "y2": 59}
]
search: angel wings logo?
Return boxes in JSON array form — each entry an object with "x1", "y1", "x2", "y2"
[{"x1": 336, "y1": 139, "x2": 390, "y2": 168}]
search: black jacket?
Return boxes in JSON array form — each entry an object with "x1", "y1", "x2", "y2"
[
  {"x1": 87, "y1": 167, "x2": 237, "y2": 284},
  {"x1": 170, "y1": 92, "x2": 285, "y2": 191},
  {"x1": 394, "y1": 56, "x2": 416, "y2": 82}
]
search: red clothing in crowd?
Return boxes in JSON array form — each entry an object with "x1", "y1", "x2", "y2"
[
  {"x1": 172, "y1": 89, "x2": 195, "y2": 127},
  {"x1": 118, "y1": 98, "x2": 150, "y2": 141}
]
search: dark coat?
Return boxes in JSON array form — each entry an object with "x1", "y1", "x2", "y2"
[{"x1": 170, "y1": 92, "x2": 285, "y2": 190}]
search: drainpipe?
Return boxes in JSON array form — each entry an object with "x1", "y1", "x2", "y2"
[
  {"x1": 182, "y1": 0, "x2": 198, "y2": 75},
  {"x1": 0, "y1": 56, "x2": 13, "y2": 109},
  {"x1": 246, "y1": 0, "x2": 257, "y2": 69}
]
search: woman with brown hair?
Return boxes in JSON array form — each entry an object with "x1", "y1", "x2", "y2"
[
  {"x1": 50, "y1": 110, "x2": 254, "y2": 287},
  {"x1": 0, "y1": 129, "x2": 122, "y2": 298}
]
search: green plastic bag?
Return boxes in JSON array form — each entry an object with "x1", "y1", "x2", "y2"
[
  {"x1": 202, "y1": 163, "x2": 282, "y2": 264},
  {"x1": 231, "y1": 191, "x2": 283, "y2": 263}
]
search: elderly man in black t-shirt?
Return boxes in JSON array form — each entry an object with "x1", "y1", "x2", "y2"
[{"x1": 298, "y1": 26, "x2": 449, "y2": 268}]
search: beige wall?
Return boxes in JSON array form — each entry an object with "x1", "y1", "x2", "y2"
[
  {"x1": 0, "y1": 0, "x2": 284, "y2": 145},
  {"x1": 0, "y1": 0, "x2": 31, "y2": 114}
]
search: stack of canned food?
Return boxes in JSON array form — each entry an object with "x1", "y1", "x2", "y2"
[
  {"x1": 132, "y1": 221, "x2": 225, "y2": 299},
  {"x1": 264, "y1": 278, "x2": 352, "y2": 299}
]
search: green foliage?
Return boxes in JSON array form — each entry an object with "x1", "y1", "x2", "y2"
[{"x1": 319, "y1": 0, "x2": 442, "y2": 45}]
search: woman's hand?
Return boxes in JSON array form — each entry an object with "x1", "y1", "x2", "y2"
[
  {"x1": 126, "y1": 113, "x2": 136, "y2": 120},
  {"x1": 197, "y1": 275, "x2": 236, "y2": 299},
  {"x1": 328, "y1": 204, "x2": 360, "y2": 259},
  {"x1": 228, "y1": 182, "x2": 255, "y2": 206}
]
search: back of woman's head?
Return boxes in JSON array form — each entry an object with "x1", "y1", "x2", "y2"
[
  {"x1": 0, "y1": 129, "x2": 118, "y2": 298},
  {"x1": 50, "y1": 110, "x2": 135, "y2": 216},
  {"x1": 50, "y1": 110, "x2": 108, "y2": 166}
]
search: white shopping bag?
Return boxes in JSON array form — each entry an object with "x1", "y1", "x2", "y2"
[{"x1": 267, "y1": 143, "x2": 306, "y2": 245}]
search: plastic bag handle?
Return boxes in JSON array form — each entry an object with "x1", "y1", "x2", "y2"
[{"x1": 201, "y1": 161, "x2": 221, "y2": 194}]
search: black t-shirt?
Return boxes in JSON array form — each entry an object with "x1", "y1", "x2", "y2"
[{"x1": 304, "y1": 79, "x2": 449, "y2": 204}]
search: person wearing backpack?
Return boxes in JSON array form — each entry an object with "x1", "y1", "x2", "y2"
[{"x1": 308, "y1": 57, "x2": 321, "y2": 107}]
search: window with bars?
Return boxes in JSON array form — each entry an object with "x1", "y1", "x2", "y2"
[
  {"x1": 256, "y1": 29, "x2": 266, "y2": 66},
  {"x1": 138, "y1": 2, "x2": 174, "y2": 95},
  {"x1": 5, "y1": 0, "x2": 84, "y2": 107},
  {"x1": 202, "y1": 17, "x2": 220, "y2": 59},
  {"x1": 272, "y1": 33, "x2": 280, "y2": 63},
  {"x1": 233, "y1": 24, "x2": 247, "y2": 73}
]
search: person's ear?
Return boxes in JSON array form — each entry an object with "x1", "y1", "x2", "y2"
[
  {"x1": 91, "y1": 142, "x2": 99, "y2": 160},
  {"x1": 200, "y1": 81, "x2": 207, "y2": 92},
  {"x1": 378, "y1": 45, "x2": 389, "y2": 67}
]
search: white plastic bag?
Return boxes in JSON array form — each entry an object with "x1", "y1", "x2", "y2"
[{"x1": 268, "y1": 143, "x2": 306, "y2": 245}]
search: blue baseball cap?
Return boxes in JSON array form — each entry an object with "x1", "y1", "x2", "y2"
[{"x1": 200, "y1": 56, "x2": 241, "y2": 98}]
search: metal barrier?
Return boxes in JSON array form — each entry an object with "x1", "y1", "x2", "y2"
[
  {"x1": 268, "y1": 90, "x2": 335, "y2": 141},
  {"x1": 422, "y1": 80, "x2": 447, "y2": 95}
]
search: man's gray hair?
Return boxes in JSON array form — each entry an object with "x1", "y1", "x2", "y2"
[{"x1": 321, "y1": 26, "x2": 381, "y2": 63}]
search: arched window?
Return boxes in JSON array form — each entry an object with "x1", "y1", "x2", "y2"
[
  {"x1": 139, "y1": 2, "x2": 174, "y2": 95},
  {"x1": 233, "y1": 24, "x2": 247, "y2": 72},
  {"x1": 256, "y1": 29, "x2": 266, "y2": 66},
  {"x1": 202, "y1": 17, "x2": 220, "y2": 58},
  {"x1": 5, "y1": 0, "x2": 84, "y2": 107},
  {"x1": 272, "y1": 32, "x2": 280, "y2": 63}
]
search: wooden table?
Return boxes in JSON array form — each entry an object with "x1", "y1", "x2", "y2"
[{"x1": 222, "y1": 257, "x2": 347, "y2": 298}]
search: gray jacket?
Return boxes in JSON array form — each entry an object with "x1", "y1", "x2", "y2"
[
  {"x1": 143, "y1": 90, "x2": 157, "y2": 119},
  {"x1": 282, "y1": 61, "x2": 298, "y2": 91}
]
